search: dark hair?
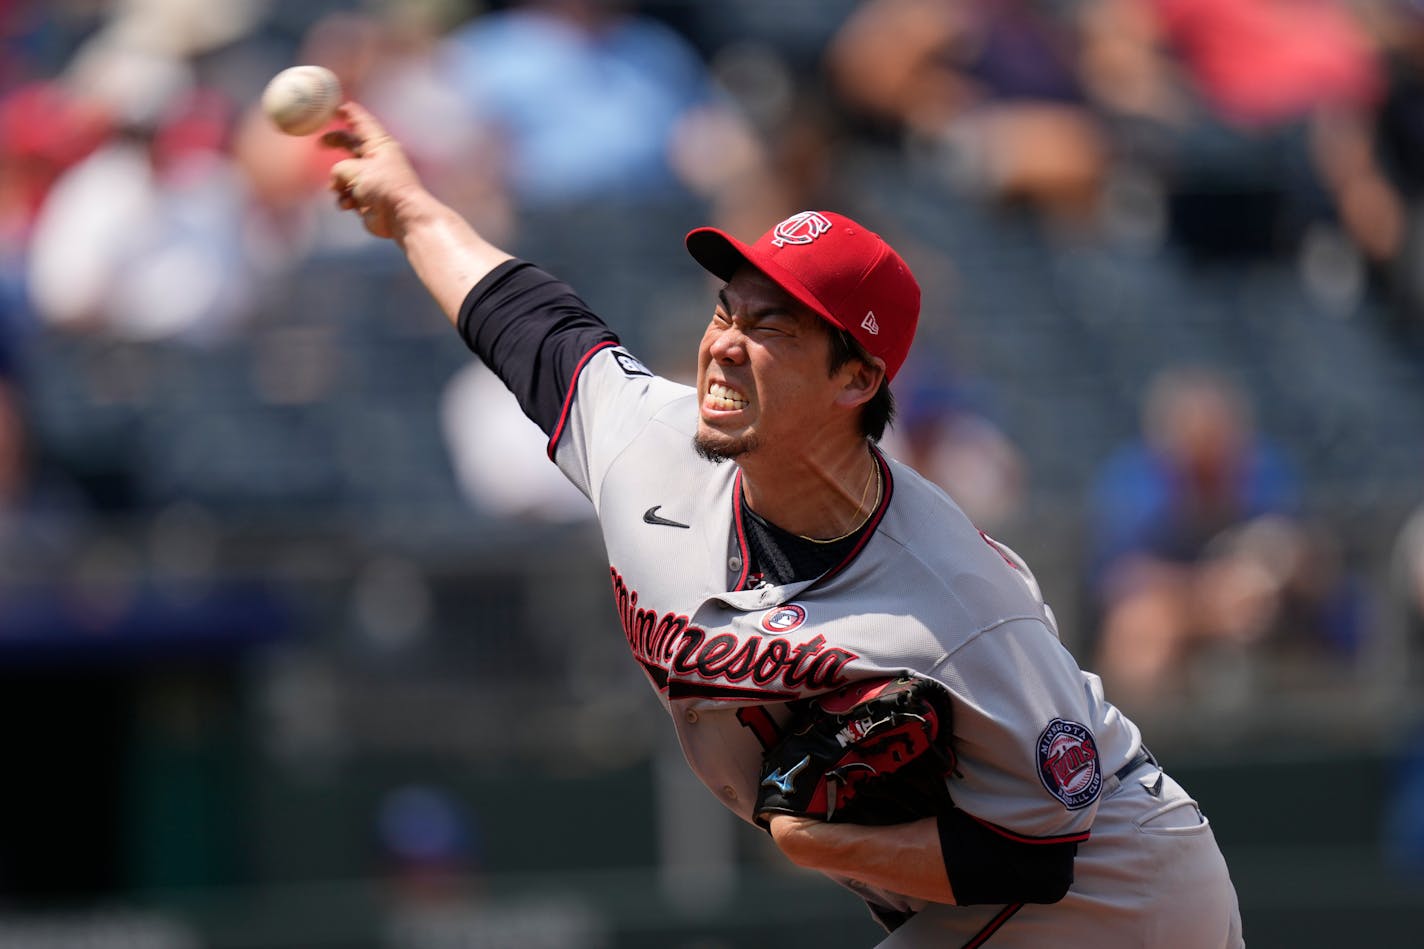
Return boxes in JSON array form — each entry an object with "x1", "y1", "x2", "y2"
[{"x1": 827, "y1": 327, "x2": 895, "y2": 442}]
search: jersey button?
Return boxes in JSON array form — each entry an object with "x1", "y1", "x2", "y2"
[
  {"x1": 684, "y1": 709, "x2": 699, "y2": 724},
  {"x1": 721, "y1": 786, "x2": 737, "y2": 801},
  {"x1": 728, "y1": 556, "x2": 742, "y2": 572}
]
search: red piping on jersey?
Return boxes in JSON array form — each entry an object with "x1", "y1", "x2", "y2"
[
  {"x1": 546, "y1": 340, "x2": 620, "y2": 460},
  {"x1": 961, "y1": 902, "x2": 1024, "y2": 949},
  {"x1": 818, "y1": 447, "x2": 894, "y2": 585},
  {"x1": 732, "y1": 448, "x2": 893, "y2": 592},
  {"x1": 979, "y1": 530, "x2": 1019, "y2": 569},
  {"x1": 730, "y1": 469, "x2": 752, "y2": 590},
  {"x1": 968, "y1": 813, "x2": 1091, "y2": 846}
]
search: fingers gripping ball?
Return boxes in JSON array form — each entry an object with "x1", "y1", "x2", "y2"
[
  {"x1": 756, "y1": 676, "x2": 957, "y2": 828},
  {"x1": 262, "y1": 65, "x2": 342, "y2": 136}
]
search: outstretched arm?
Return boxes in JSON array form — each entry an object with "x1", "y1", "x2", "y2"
[
  {"x1": 769, "y1": 815, "x2": 957, "y2": 904},
  {"x1": 325, "y1": 102, "x2": 512, "y2": 325}
]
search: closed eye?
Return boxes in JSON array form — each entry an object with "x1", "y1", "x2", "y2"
[
  {"x1": 715, "y1": 288, "x2": 805, "y2": 337},
  {"x1": 751, "y1": 312, "x2": 798, "y2": 336}
]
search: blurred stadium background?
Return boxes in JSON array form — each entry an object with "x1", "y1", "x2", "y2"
[{"x1": 2, "y1": 0, "x2": 1424, "y2": 946}]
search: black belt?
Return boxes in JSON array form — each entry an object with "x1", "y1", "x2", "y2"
[{"x1": 1112, "y1": 746, "x2": 1158, "y2": 784}]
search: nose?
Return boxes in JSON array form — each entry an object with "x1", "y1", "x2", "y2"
[{"x1": 707, "y1": 322, "x2": 747, "y2": 365}]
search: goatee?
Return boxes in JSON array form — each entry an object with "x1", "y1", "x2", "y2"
[{"x1": 693, "y1": 432, "x2": 757, "y2": 464}]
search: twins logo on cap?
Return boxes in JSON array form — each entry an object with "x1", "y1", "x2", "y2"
[
  {"x1": 683, "y1": 209, "x2": 921, "y2": 380},
  {"x1": 771, "y1": 211, "x2": 833, "y2": 248},
  {"x1": 1037, "y1": 718, "x2": 1102, "y2": 809}
]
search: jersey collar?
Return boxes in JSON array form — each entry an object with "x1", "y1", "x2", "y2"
[{"x1": 729, "y1": 446, "x2": 894, "y2": 595}]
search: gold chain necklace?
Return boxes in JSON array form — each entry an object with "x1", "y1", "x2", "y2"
[{"x1": 797, "y1": 459, "x2": 882, "y2": 545}]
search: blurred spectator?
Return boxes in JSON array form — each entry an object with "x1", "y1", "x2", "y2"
[
  {"x1": 0, "y1": 79, "x2": 110, "y2": 234},
  {"x1": 434, "y1": 0, "x2": 763, "y2": 211},
  {"x1": 0, "y1": 80, "x2": 110, "y2": 333},
  {"x1": 25, "y1": 46, "x2": 235, "y2": 342},
  {"x1": 439, "y1": 362, "x2": 593, "y2": 523},
  {"x1": 698, "y1": 41, "x2": 847, "y2": 240},
  {"x1": 377, "y1": 783, "x2": 481, "y2": 902},
  {"x1": 1139, "y1": 0, "x2": 1379, "y2": 129},
  {"x1": 290, "y1": 3, "x2": 516, "y2": 247},
  {"x1": 825, "y1": 0, "x2": 1110, "y2": 226},
  {"x1": 16, "y1": 0, "x2": 359, "y2": 345},
  {"x1": 1087, "y1": 367, "x2": 1363, "y2": 707},
  {"x1": 23, "y1": 27, "x2": 276, "y2": 343},
  {"x1": 1076, "y1": 0, "x2": 1385, "y2": 262},
  {"x1": 1319, "y1": 2, "x2": 1424, "y2": 334},
  {"x1": 879, "y1": 372, "x2": 1027, "y2": 530}
]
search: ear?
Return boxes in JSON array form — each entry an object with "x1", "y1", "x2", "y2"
[{"x1": 835, "y1": 356, "x2": 886, "y2": 410}]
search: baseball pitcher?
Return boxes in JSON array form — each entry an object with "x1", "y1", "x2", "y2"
[{"x1": 325, "y1": 102, "x2": 1244, "y2": 948}]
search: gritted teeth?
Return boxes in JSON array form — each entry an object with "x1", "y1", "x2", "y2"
[{"x1": 706, "y1": 381, "x2": 748, "y2": 410}]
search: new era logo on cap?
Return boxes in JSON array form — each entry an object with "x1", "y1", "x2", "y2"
[{"x1": 684, "y1": 211, "x2": 921, "y2": 380}]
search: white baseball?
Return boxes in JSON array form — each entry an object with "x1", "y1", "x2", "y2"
[{"x1": 261, "y1": 65, "x2": 342, "y2": 136}]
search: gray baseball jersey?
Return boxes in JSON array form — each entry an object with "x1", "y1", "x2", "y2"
[{"x1": 549, "y1": 345, "x2": 1242, "y2": 947}]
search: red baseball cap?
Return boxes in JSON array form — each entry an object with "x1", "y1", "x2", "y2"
[{"x1": 685, "y1": 211, "x2": 921, "y2": 381}]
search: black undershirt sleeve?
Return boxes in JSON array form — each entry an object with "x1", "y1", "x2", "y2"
[
  {"x1": 937, "y1": 808, "x2": 1078, "y2": 905},
  {"x1": 456, "y1": 259, "x2": 621, "y2": 437}
]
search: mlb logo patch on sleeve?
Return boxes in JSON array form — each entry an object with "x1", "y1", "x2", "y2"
[
  {"x1": 1037, "y1": 719, "x2": 1102, "y2": 809},
  {"x1": 613, "y1": 350, "x2": 652, "y2": 377}
]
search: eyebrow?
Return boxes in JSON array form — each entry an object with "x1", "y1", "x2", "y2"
[{"x1": 717, "y1": 287, "x2": 799, "y2": 324}]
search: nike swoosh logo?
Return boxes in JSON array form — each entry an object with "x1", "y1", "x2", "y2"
[{"x1": 643, "y1": 505, "x2": 691, "y2": 529}]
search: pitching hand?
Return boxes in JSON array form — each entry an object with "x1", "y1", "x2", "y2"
[{"x1": 324, "y1": 102, "x2": 425, "y2": 240}]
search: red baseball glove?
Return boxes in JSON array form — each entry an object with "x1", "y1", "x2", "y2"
[{"x1": 754, "y1": 675, "x2": 957, "y2": 828}]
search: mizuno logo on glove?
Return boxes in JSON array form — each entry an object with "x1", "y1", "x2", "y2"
[
  {"x1": 762, "y1": 755, "x2": 811, "y2": 794},
  {"x1": 753, "y1": 676, "x2": 956, "y2": 830}
]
